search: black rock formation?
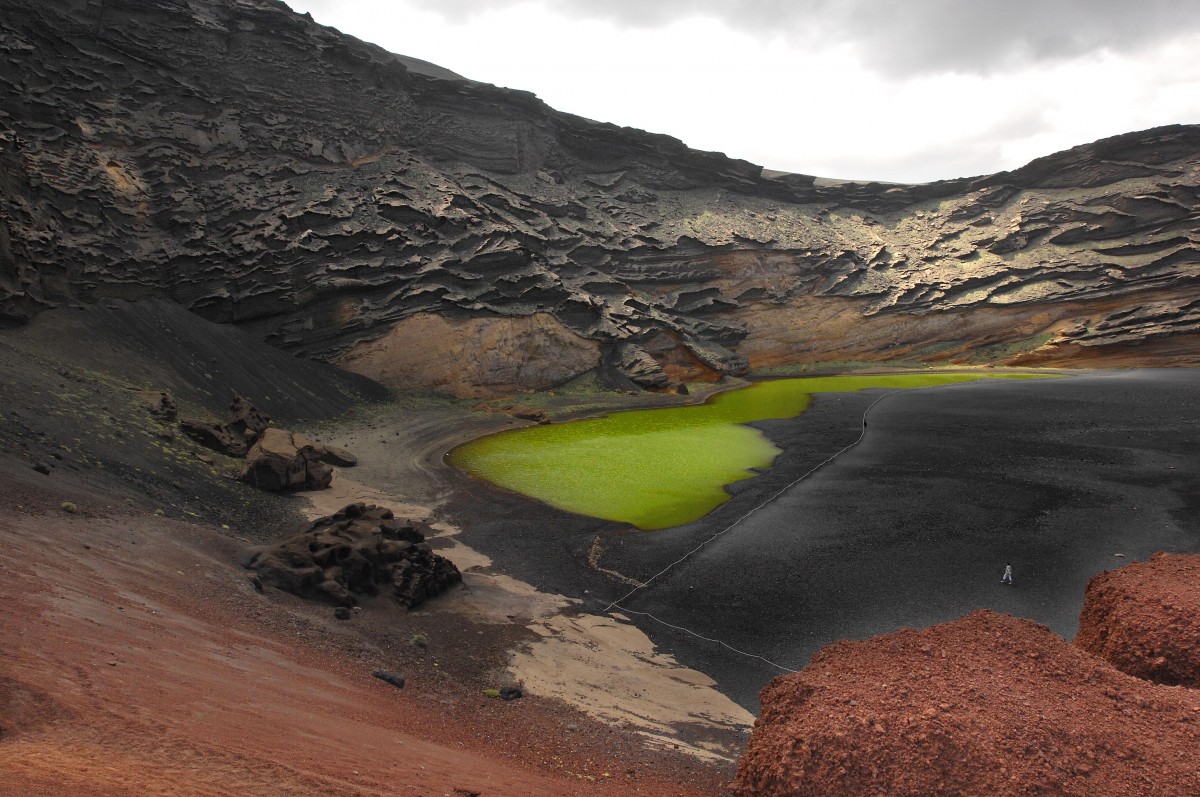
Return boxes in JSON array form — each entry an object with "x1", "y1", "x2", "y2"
[{"x1": 244, "y1": 502, "x2": 462, "y2": 609}]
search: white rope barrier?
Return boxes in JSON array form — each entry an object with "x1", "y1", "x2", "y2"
[
  {"x1": 598, "y1": 390, "x2": 899, "y2": 672},
  {"x1": 604, "y1": 390, "x2": 896, "y2": 612},
  {"x1": 609, "y1": 605, "x2": 803, "y2": 673}
]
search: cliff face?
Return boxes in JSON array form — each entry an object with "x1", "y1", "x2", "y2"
[{"x1": 3, "y1": 0, "x2": 1199, "y2": 395}]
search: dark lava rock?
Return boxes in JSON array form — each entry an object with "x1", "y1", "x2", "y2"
[
  {"x1": 498, "y1": 687, "x2": 523, "y2": 701},
  {"x1": 31, "y1": 462, "x2": 51, "y2": 475},
  {"x1": 180, "y1": 418, "x2": 248, "y2": 457},
  {"x1": 315, "y1": 443, "x2": 358, "y2": 468},
  {"x1": 507, "y1": 405, "x2": 550, "y2": 425},
  {"x1": 228, "y1": 395, "x2": 271, "y2": 439},
  {"x1": 333, "y1": 606, "x2": 352, "y2": 621},
  {"x1": 238, "y1": 428, "x2": 332, "y2": 491},
  {"x1": 479, "y1": 403, "x2": 551, "y2": 425},
  {"x1": 244, "y1": 502, "x2": 462, "y2": 609},
  {"x1": 184, "y1": 396, "x2": 272, "y2": 458},
  {"x1": 146, "y1": 391, "x2": 178, "y2": 423},
  {"x1": 372, "y1": 670, "x2": 405, "y2": 689}
]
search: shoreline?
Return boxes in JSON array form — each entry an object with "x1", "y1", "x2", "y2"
[
  {"x1": 297, "y1": 366, "x2": 1081, "y2": 746},
  {"x1": 337, "y1": 366, "x2": 1198, "y2": 715},
  {"x1": 298, "y1": 383, "x2": 761, "y2": 762}
]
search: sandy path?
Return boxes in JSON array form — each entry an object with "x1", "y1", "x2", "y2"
[{"x1": 302, "y1": 466, "x2": 754, "y2": 762}]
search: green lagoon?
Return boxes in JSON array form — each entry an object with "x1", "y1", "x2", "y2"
[{"x1": 449, "y1": 373, "x2": 1047, "y2": 530}]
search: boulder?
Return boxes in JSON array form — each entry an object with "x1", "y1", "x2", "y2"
[
  {"x1": 1075, "y1": 552, "x2": 1200, "y2": 687},
  {"x1": 472, "y1": 401, "x2": 550, "y2": 424},
  {"x1": 180, "y1": 396, "x2": 274, "y2": 458},
  {"x1": 245, "y1": 502, "x2": 462, "y2": 609},
  {"x1": 180, "y1": 418, "x2": 248, "y2": 457},
  {"x1": 373, "y1": 670, "x2": 406, "y2": 689},
  {"x1": 684, "y1": 338, "x2": 749, "y2": 377},
  {"x1": 506, "y1": 404, "x2": 549, "y2": 424},
  {"x1": 144, "y1": 390, "x2": 178, "y2": 423},
  {"x1": 315, "y1": 443, "x2": 358, "y2": 467},
  {"x1": 734, "y1": 610, "x2": 1200, "y2": 797},
  {"x1": 228, "y1": 395, "x2": 271, "y2": 438},
  {"x1": 239, "y1": 428, "x2": 332, "y2": 491}
]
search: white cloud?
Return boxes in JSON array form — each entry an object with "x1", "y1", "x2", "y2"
[{"x1": 286, "y1": 0, "x2": 1200, "y2": 182}]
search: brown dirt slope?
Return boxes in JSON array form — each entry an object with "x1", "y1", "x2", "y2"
[
  {"x1": 0, "y1": 288, "x2": 737, "y2": 796},
  {"x1": 733, "y1": 610, "x2": 1200, "y2": 797},
  {"x1": 0, "y1": 464, "x2": 726, "y2": 797},
  {"x1": 1076, "y1": 552, "x2": 1200, "y2": 687}
]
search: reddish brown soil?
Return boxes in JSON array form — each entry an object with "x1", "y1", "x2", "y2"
[
  {"x1": 0, "y1": 465, "x2": 728, "y2": 797},
  {"x1": 1075, "y1": 552, "x2": 1200, "y2": 687},
  {"x1": 733, "y1": 610, "x2": 1200, "y2": 797}
]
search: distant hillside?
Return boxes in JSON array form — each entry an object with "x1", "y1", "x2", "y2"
[{"x1": 1, "y1": 0, "x2": 1197, "y2": 395}]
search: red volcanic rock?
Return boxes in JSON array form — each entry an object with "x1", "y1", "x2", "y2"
[
  {"x1": 733, "y1": 610, "x2": 1200, "y2": 797},
  {"x1": 1076, "y1": 552, "x2": 1200, "y2": 687}
]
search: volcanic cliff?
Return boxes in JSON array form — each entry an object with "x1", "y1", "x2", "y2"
[{"x1": 2, "y1": 0, "x2": 1199, "y2": 396}]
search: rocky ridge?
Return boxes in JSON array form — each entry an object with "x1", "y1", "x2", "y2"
[{"x1": 2, "y1": 0, "x2": 1199, "y2": 395}]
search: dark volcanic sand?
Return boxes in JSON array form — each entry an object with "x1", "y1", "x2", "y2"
[{"x1": 447, "y1": 369, "x2": 1200, "y2": 711}]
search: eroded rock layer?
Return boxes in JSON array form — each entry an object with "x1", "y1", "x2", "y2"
[
  {"x1": 1076, "y1": 552, "x2": 1200, "y2": 687},
  {"x1": 2, "y1": 0, "x2": 1199, "y2": 394},
  {"x1": 733, "y1": 610, "x2": 1200, "y2": 797}
]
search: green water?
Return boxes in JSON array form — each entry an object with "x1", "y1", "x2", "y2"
[{"x1": 449, "y1": 373, "x2": 1047, "y2": 530}]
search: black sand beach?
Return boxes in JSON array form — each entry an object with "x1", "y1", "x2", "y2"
[{"x1": 447, "y1": 369, "x2": 1200, "y2": 711}]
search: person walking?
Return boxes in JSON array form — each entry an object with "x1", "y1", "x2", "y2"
[{"x1": 1001, "y1": 562, "x2": 1013, "y2": 585}]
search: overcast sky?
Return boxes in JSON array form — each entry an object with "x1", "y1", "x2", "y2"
[{"x1": 285, "y1": 0, "x2": 1200, "y2": 183}]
